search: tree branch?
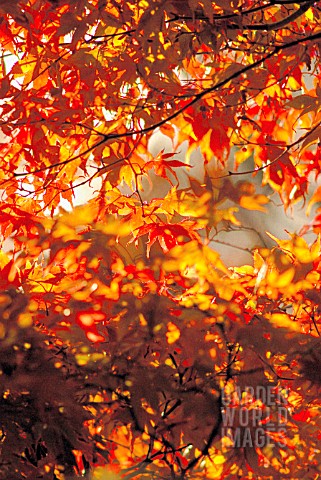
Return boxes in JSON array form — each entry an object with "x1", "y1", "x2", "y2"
[
  {"x1": 243, "y1": 0, "x2": 315, "y2": 32},
  {"x1": 14, "y1": 30, "x2": 321, "y2": 178}
]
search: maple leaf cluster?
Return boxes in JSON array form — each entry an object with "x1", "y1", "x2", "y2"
[{"x1": 1, "y1": 0, "x2": 321, "y2": 479}]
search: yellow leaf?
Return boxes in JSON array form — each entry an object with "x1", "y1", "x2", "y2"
[
  {"x1": 213, "y1": 454, "x2": 226, "y2": 465},
  {"x1": 293, "y1": 235, "x2": 320, "y2": 263},
  {"x1": 25, "y1": 259, "x2": 32, "y2": 269},
  {"x1": 76, "y1": 353, "x2": 90, "y2": 366},
  {"x1": 205, "y1": 458, "x2": 224, "y2": 478},
  {"x1": 305, "y1": 8, "x2": 314, "y2": 21},
  {"x1": 52, "y1": 222, "x2": 79, "y2": 241},
  {"x1": 267, "y1": 268, "x2": 295, "y2": 288},
  {"x1": 245, "y1": 298, "x2": 257, "y2": 309},
  {"x1": 269, "y1": 313, "x2": 301, "y2": 332},
  {"x1": 0, "y1": 251, "x2": 10, "y2": 269},
  {"x1": 239, "y1": 194, "x2": 269, "y2": 212},
  {"x1": 253, "y1": 249, "x2": 265, "y2": 270},
  {"x1": 164, "y1": 241, "x2": 229, "y2": 278},
  {"x1": 215, "y1": 282, "x2": 235, "y2": 301},
  {"x1": 166, "y1": 322, "x2": 180, "y2": 344},
  {"x1": 233, "y1": 265, "x2": 254, "y2": 275},
  {"x1": 266, "y1": 232, "x2": 320, "y2": 263},
  {"x1": 59, "y1": 204, "x2": 99, "y2": 227},
  {"x1": 98, "y1": 220, "x2": 132, "y2": 237}
]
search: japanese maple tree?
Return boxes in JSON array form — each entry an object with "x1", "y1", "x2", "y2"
[{"x1": 1, "y1": 0, "x2": 321, "y2": 479}]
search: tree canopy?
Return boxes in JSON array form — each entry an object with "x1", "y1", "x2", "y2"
[{"x1": 1, "y1": 0, "x2": 321, "y2": 479}]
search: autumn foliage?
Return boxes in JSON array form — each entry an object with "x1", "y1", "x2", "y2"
[{"x1": 2, "y1": 0, "x2": 321, "y2": 478}]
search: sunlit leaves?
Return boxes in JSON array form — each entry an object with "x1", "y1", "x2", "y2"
[
  {"x1": 267, "y1": 232, "x2": 321, "y2": 264},
  {"x1": 145, "y1": 150, "x2": 190, "y2": 185},
  {"x1": 3, "y1": 202, "x2": 320, "y2": 478},
  {"x1": 2, "y1": 0, "x2": 321, "y2": 479}
]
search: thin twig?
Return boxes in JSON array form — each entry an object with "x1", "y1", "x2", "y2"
[{"x1": 13, "y1": 30, "x2": 321, "y2": 178}]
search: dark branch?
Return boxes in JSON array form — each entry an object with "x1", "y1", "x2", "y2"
[{"x1": 14, "y1": 30, "x2": 321, "y2": 178}]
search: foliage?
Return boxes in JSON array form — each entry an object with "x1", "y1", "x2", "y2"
[{"x1": 1, "y1": 0, "x2": 321, "y2": 479}]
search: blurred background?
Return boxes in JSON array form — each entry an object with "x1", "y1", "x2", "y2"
[{"x1": 69, "y1": 129, "x2": 318, "y2": 266}]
